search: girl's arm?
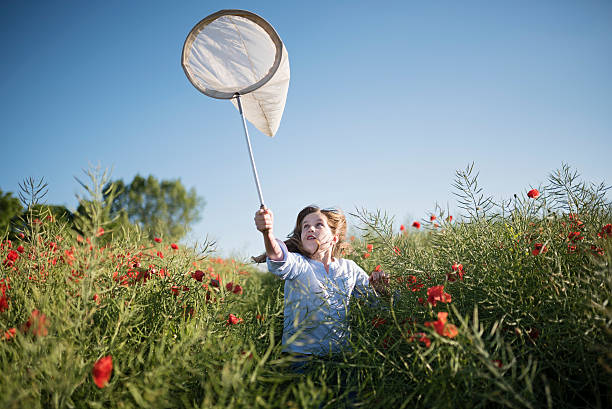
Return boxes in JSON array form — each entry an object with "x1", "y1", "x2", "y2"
[{"x1": 254, "y1": 207, "x2": 284, "y2": 261}]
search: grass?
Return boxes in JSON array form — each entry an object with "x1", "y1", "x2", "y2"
[{"x1": 1, "y1": 164, "x2": 610, "y2": 408}]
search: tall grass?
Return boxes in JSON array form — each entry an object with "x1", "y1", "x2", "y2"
[{"x1": 0, "y1": 165, "x2": 610, "y2": 408}]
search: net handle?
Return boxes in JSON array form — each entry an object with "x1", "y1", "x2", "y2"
[{"x1": 235, "y1": 94, "x2": 265, "y2": 208}]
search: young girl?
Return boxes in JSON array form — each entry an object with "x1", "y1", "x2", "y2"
[{"x1": 254, "y1": 205, "x2": 388, "y2": 356}]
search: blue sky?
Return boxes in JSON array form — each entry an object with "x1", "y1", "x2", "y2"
[{"x1": 1, "y1": 0, "x2": 611, "y2": 259}]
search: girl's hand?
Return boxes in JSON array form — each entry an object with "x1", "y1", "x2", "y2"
[
  {"x1": 255, "y1": 207, "x2": 274, "y2": 234},
  {"x1": 369, "y1": 269, "x2": 390, "y2": 295}
]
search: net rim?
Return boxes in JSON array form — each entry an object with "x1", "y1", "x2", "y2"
[{"x1": 181, "y1": 9, "x2": 283, "y2": 100}]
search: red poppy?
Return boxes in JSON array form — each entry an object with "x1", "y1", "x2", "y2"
[
  {"x1": 23, "y1": 309, "x2": 48, "y2": 337},
  {"x1": 6, "y1": 250, "x2": 19, "y2": 262},
  {"x1": 210, "y1": 273, "x2": 221, "y2": 287},
  {"x1": 171, "y1": 243, "x2": 179, "y2": 250},
  {"x1": 430, "y1": 215, "x2": 436, "y2": 221},
  {"x1": 154, "y1": 237, "x2": 162, "y2": 243},
  {"x1": 3, "y1": 327, "x2": 16, "y2": 341},
  {"x1": 400, "y1": 224, "x2": 405, "y2": 231},
  {"x1": 16, "y1": 245, "x2": 24, "y2": 254},
  {"x1": 425, "y1": 311, "x2": 458, "y2": 338},
  {"x1": 527, "y1": 189, "x2": 540, "y2": 199},
  {"x1": 227, "y1": 314, "x2": 242, "y2": 325},
  {"x1": 96, "y1": 227, "x2": 105, "y2": 237},
  {"x1": 232, "y1": 284, "x2": 243, "y2": 295},
  {"x1": 93, "y1": 294, "x2": 100, "y2": 305},
  {"x1": 0, "y1": 296, "x2": 8, "y2": 313},
  {"x1": 426, "y1": 285, "x2": 451, "y2": 306},
  {"x1": 408, "y1": 332, "x2": 431, "y2": 348},
  {"x1": 191, "y1": 270, "x2": 204, "y2": 282},
  {"x1": 375, "y1": 265, "x2": 382, "y2": 272},
  {"x1": 532, "y1": 243, "x2": 547, "y2": 255},
  {"x1": 371, "y1": 317, "x2": 386, "y2": 328},
  {"x1": 363, "y1": 252, "x2": 371, "y2": 259},
  {"x1": 412, "y1": 221, "x2": 421, "y2": 229},
  {"x1": 447, "y1": 216, "x2": 453, "y2": 222},
  {"x1": 156, "y1": 251, "x2": 163, "y2": 259},
  {"x1": 366, "y1": 244, "x2": 373, "y2": 252},
  {"x1": 92, "y1": 355, "x2": 113, "y2": 388}
]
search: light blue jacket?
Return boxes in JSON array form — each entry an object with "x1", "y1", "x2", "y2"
[{"x1": 267, "y1": 240, "x2": 372, "y2": 355}]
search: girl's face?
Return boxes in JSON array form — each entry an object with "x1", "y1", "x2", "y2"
[{"x1": 300, "y1": 212, "x2": 337, "y2": 255}]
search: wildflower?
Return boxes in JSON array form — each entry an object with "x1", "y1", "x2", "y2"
[
  {"x1": 349, "y1": 235, "x2": 355, "y2": 241},
  {"x1": 0, "y1": 296, "x2": 8, "y2": 312},
  {"x1": 447, "y1": 263, "x2": 464, "y2": 282},
  {"x1": 425, "y1": 311, "x2": 458, "y2": 338},
  {"x1": 154, "y1": 237, "x2": 162, "y2": 243},
  {"x1": 532, "y1": 243, "x2": 547, "y2": 255},
  {"x1": 156, "y1": 251, "x2": 164, "y2": 259},
  {"x1": 210, "y1": 273, "x2": 221, "y2": 287},
  {"x1": 17, "y1": 245, "x2": 24, "y2": 253},
  {"x1": 6, "y1": 250, "x2": 19, "y2": 262},
  {"x1": 96, "y1": 227, "x2": 105, "y2": 237},
  {"x1": 232, "y1": 284, "x2": 243, "y2": 295},
  {"x1": 76, "y1": 235, "x2": 84, "y2": 243},
  {"x1": 191, "y1": 270, "x2": 205, "y2": 282},
  {"x1": 567, "y1": 232, "x2": 583, "y2": 242},
  {"x1": 527, "y1": 189, "x2": 540, "y2": 199},
  {"x1": 363, "y1": 253, "x2": 371, "y2": 259},
  {"x1": 408, "y1": 332, "x2": 431, "y2": 348},
  {"x1": 93, "y1": 294, "x2": 100, "y2": 305},
  {"x1": 92, "y1": 355, "x2": 113, "y2": 388},
  {"x1": 400, "y1": 224, "x2": 405, "y2": 232},
  {"x1": 372, "y1": 317, "x2": 386, "y2": 328},
  {"x1": 227, "y1": 314, "x2": 242, "y2": 325},
  {"x1": 375, "y1": 265, "x2": 382, "y2": 272},
  {"x1": 394, "y1": 246, "x2": 401, "y2": 255},
  {"x1": 3, "y1": 327, "x2": 16, "y2": 341},
  {"x1": 426, "y1": 285, "x2": 451, "y2": 306},
  {"x1": 447, "y1": 215, "x2": 453, "y2": 222},
  {"x1": 171, "y1": 243, "x2": 179, "y2": 250},
  {"x1": 366, "y1": 244, "x2": 373, "y2": 252},
  {"x1": 49, "y1": 242, "x2": 57, "y2": 251},
  {"x1": 412, "y1": 221, "x2": 421, "y2": 229},
  {"x1": 430, "y1": 215, "x2": 436, "y2": 221},
  {"x1": 256, "y1": 314, "x2": 264, "y2": 320},
  {"x1": 23, "y1": 309, "x2": 48, "y2": 337}
]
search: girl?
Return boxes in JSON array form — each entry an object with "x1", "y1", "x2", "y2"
[{"x1": 254, "y1": 205, "x2": 388, "y2": 356}]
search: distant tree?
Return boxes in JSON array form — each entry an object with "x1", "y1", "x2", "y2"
[
  {"x1": 106, "y1": 175, "x2": 204, "y2": 241},
  {"x1": 0, "y1": 189, "x2": 22, "y2": 236}
]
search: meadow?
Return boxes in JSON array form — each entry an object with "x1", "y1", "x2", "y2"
[{"x1": 1, "y1": 164, "x2": 610, "y2": 409}]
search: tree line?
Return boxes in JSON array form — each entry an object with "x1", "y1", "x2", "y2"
[{"x1": 0, "y1": 174, "x2": 204, "y2": 242}]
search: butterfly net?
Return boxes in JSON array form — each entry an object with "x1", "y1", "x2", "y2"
[{"x1": 182, "y1": 9, "x2": 290, "y2": 136}]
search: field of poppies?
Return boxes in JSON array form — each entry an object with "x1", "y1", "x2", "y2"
[{"x1": 1, "y1": 165, "x2": 611, "y2": 409}]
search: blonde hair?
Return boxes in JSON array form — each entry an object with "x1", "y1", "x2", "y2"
[{"x1": 253, "y1": 205, "x2": 351, "y2": 263}]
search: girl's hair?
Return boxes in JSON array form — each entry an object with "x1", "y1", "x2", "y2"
[{"x1": 252, "y1": 205, "x2": 351, "y2": 263}]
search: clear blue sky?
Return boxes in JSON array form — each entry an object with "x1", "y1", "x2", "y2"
[{"x1": 1, "y1": 0, "x2": 611, "y2": 259}]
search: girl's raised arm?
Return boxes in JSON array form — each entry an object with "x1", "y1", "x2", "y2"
[{"x1": 254, "y1": 207, "x2": 284, "y2": 261}]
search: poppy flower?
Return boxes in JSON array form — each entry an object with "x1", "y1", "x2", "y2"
[
  {"x1": 447, "y1": 216, "x2": 453, "y2": 222},
  {"x1": 375, "y1": 265, "x2": 382, "y2": 272},
  {"x1": 0, "y1": 296, "x2": 8, "y2": 313},
  {"x1": 527, "y1": 189, "x2": 540, "y2": 199},
  {"x1": 3, "y1": 327, "x2": 16, "y2": 341},
  {"x1": 232, "y1": 284, "x2": 243, "y2": 295},
  {"x1": 23, "y1": 309, "x2": 48, "y2": 337},
  {"x1": 408, "y1": 332, "x2": 431, "y2": 348},
  {"x1": 210, "y1": 273, "x2": 221, "y2": 287},
  {"x1": 154, "y1": 237, "x2": 162, "y2": 243},
  {"x1": 363, "y1": 253, "x2": 371, "y2": 259},
  {"x1": 425, "y1": 311, "x2": 458, "y2": 338},
  {"x1": 227, "y1": 314, "x2": 242, "y2": 325},
  {"x1": 6, "y1": 250, "x2": 19, "y2": 262},
  {"x1": 191, "y1": 270, "x2": 204, "y2": 282},
  {"x1": 366, "y1": 244, "x2": 373, "y2": 252},
  {"x1": 16, "y1": 245, "x2": 24, "y2": 254},
  {"x1": 430, "y1": 215, "x2": 436, "y2": 221},
  {"x1": 426, "y1": 285, "x2": 451, "y2": 306},
  {"x1": 92, "y1": 355, "x2": 113, "y2": 388},
  {"x1": 96, "y1": 227, "x2": 105, "y2": 237},
  {"x1": 400, "y1": 224, "x2": 405, "y2": 232},
  {"x1": 412, "y1": 221, "x2": 421, "y2": 229},
  {"x1": 532, "y1": 243, "x2": 547, "y2": 255},
  {"x1": 171, "y1": 243, "x2": 179, "y2": 250},
  {"x1": 156, "y1": 251, "x2": 163, "y2": 259}
]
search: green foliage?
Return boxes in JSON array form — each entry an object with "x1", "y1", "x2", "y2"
[
  {"x1": 106, "y1": 174, "x2": 204, "y2": 241},
  {"x1": 0, "y1": 189, "x2": 22, "y2": 235},
  {"x1": 0, "y1": 164, "x2": 610, "y2": 408}
]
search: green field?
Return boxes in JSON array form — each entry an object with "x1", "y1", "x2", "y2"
[{"x1": 1, "y1": 166, "x2": 610, "y2": 408}]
